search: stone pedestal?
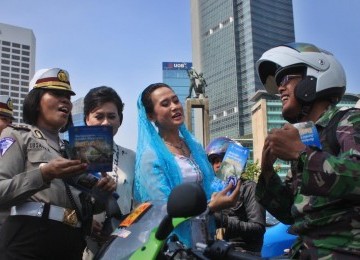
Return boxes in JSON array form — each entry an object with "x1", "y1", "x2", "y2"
[{"x1": 185, "y1": 97, "x2": 210, "y2": 147}]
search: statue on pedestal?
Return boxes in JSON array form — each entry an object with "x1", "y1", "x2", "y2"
[
  {"x1": 186, "y1": 67, "x2": 207, "y2": 99},
  {"x1": 197, "y1": 72, "x2": 207, "y2": 97}
]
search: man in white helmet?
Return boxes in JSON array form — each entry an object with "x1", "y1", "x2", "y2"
[{"x1": 255, "y1": 42, "x2": 360, "y2": 259}]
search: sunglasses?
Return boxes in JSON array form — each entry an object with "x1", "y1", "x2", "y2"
[{"x1": 279, "y1": 75, "x2": 302, "y2": 87}]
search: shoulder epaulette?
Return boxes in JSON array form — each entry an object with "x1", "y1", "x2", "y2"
[{"x1": 8, "y1": 123, "x2": 32, "y2": 132}]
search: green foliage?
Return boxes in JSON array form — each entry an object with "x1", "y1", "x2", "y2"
[
  {"x1": 241, "y1": 160, "x2": 261, "y2": 182},
  {"x1": 241, "y1": 160, "x2": 282, "y2": 182},
  {"x1": 273, "y1": 164, "x2": 282, "y2": 173}
]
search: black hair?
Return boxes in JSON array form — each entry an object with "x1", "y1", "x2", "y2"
[
  {"x1": 23, "y1": 89, "x2": 73, "y2": 133},
  {"x1": 141, "y1": 83, "x2": 172, "y2": 114},
  {"x1": 208, "y1": 153, "x2": 225, "y2": 165},
  {"x1": 83, "y1": 86, "x2": 124, "y2": 125}
]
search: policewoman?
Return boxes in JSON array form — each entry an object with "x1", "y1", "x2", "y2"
[
  {"x1": 0, "y1": 68, "x2": 115, "y2": 260},
  {"x1": 0, "y1": 95, "x2": 14, "y2": 134},
  {"x1": 0, "y1": 95, "x2": 14, "y2": 230}
]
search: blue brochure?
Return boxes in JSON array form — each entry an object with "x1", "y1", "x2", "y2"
[
  {"x1": 218, "y1": 142, "x2": 250, "y2": 182},
  {"x1": 293, "y1": 121, "x2": 322, "y2": 149},
  {"x1": 68, "y1": 125, "x2": 113, "y2": 173}
]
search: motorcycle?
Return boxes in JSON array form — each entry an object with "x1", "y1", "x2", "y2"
[
  {"x1": 95, "y1": 183, "x2": 296, "y2": 259},
  {"x1": 261, "y1": 212, "x2": 297, "y2": 258}
]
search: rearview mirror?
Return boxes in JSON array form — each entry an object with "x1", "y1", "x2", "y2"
[
  {"x1": 156, "y1": 182, "x2": 207, "y2": 240},
  {"x1": 168, "y1": 182, "x2": 207, "y2": 217}
]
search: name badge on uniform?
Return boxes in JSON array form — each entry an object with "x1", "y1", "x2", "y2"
[{"x1": 0, "y1": 137, "x2": 16, "y2": 156}]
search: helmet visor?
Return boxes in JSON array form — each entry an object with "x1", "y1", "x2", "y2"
[{"x1": 283, "y1": 42, "x2": 322, "y2": 53}]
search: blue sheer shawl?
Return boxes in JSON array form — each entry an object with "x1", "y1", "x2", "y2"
[
  {"x1": 134, "y1": 95, "x2": 216, "y2": 203},
  {"x1": 134, "y1": 93, "x2": 218, "y2": 247}
]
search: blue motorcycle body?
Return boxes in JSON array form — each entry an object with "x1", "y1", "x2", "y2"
[{"x1": 261, "y1": 212, "x2": 297, "y2": 258}]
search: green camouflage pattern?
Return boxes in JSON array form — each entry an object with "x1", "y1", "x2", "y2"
[{"x1": 256, "y1": 106, "x2": 360, "y2": 259}]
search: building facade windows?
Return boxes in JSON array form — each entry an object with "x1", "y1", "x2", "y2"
[{"x1": 0, "y1": 22, "x2": 36, "y2": 123}]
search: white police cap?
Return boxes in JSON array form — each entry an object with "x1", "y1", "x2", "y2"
[
  {"x1": 0, "y1": 95, "x2": 14, "y2": 119},
  {"x1": 29, "y1": 68, "x2": 75, "y2": 95}
]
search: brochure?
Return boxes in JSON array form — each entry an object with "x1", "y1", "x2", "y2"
[
  {"x1": 68, "y1": 125, "x2": 113, "y2": 173},
  {"x1": 293, "y1": 121, "x2": 322, "y2": 149},
  {"x1": 218, "y1": 142, "x2": 250, "y2": 183}
]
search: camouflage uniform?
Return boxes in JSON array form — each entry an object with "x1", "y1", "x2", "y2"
[{"x1": 256, "y1": 105, "x2": 360, "y2": 259}]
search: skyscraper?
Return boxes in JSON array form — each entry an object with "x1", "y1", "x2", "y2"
[
  {"x1": 60, "y1": 97, "x2": 84, "y2": 141},
  {"x1": 162, "y1": 62, "x2": 192, "y2": 106},
  {"x1": 190, "y1": 0, "x2": 295, "y2": 139},
  {"x1": 163, "y1": 62, "x2": 207, "y2": 143},
  {"x1": 0, "y1": 23, "x2": 36, "y2": 123}
]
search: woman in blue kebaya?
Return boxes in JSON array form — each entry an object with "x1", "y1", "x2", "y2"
[{"x1": 134, "y1": 83, "x2": 239, "y2": 247}]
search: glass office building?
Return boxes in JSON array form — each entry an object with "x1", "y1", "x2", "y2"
[
  {"x1": 190, "y1": 0, "x2": 295, "y2": 139},
  {"x1": 162, "y1": 62, "x2": 192, "y2": 107},
  {"x1": 60, "y1": 97, "x2": 84, "y2": 141},
  {"x1": 0, "y1": 23, "x2": 36, "y2": 123}
]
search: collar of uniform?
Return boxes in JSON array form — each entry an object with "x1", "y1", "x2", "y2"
[
  {"x1": 315, "y1": 105, "x2": 339, "y2": 128},
  {"x1": 33, "y1": 126, "x2": 61, "y2": 153}
]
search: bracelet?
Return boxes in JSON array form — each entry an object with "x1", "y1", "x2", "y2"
[
  {"x1": 39, "y1": 163, "x2": 51, "y2": 183},
  {"x1": 39, "y1": 163, "x2": 47, "y2": 170}
]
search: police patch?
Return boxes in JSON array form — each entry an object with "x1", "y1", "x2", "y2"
[{"x1": 0, "y1": 137, "x2": 15, "y2": 156}]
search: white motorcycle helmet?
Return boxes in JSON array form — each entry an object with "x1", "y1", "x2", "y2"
[{"x1": 256, "y1": 42, "x2": 346, "y2": 105}]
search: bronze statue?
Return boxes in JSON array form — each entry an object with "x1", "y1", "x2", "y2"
[{"x1": 187, "y1": 67, "x2": 207, "y2": 98}]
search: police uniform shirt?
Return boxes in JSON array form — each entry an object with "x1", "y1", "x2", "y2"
[{"x1": 0, "y1": 124, "x2": 82, "y2": 210}]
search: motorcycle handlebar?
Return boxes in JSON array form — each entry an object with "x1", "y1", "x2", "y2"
[
  {"x1": 226, "y1": 250, "x2": 261, "y2": 260},
  {"x1": 201, "y1": 240, "x2": 262, "y2": 260}
]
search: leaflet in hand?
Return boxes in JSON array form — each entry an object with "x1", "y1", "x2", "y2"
[
  {"x1": 293, "y1": 121, "x2": 322, "y2": 149},
  {"x1": 218, "y1": 142, "x2": 249, "y2": 182},
  {"x1": 68, "y1": 125, "x2": 113, "y2": 173}
]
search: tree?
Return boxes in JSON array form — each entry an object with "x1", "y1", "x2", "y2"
[
  {"x1": 242, "y1": 160, "x2": 282, "y2": 182},
  {"x1": 242, "y1": 160, "x2": 261, "y2": 182}
]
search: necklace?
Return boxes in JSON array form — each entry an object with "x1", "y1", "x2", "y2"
[{"x1": 164, "y1": 139, "x2": 188, "y2": 156}]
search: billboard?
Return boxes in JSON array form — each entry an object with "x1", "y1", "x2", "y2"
[{"x1": 162, "y1": 62, "x2": 192, "y2": 70}]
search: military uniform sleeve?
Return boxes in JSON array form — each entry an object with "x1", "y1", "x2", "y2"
[
  {"x1": 300, "y1": 110, "x2": 360, "y2": 200},
  {"x1": 0, "y1": 128, "x2": 49, "y2": 208},
  {"x1": 256, "y1": 170, "x2": 294, "y2": 224}
]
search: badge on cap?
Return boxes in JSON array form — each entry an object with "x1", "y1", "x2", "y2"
[
  {"x1": 0, "y1": 137, "x2": 15, "y2": 156},
  {"x1": 57, "y1": 70, "x2": 69, "y2": 82},
  {"x1": 7, "y1": 98, "x2": 13, "y2": 111}
]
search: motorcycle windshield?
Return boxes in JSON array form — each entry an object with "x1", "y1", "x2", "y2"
[{"x1": 97, "y1": 201, "x2": 167, "y2": 260}]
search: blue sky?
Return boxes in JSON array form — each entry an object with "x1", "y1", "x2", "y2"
[{"x1": 1, "y1": 0, "x2": 359, "y2": 150}]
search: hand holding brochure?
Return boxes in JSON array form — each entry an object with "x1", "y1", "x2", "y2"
[
  {"x1": 68, "y1": 125, "x2": 113, "y2": 173},
  {"x1": 218, "y1": 142, "x2": 250, "y2": 186},
  {"x1": 293, "y1": 121, "x2": 322, "y2": 149}
]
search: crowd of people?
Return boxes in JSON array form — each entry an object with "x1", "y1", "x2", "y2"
[{"x1": 0, "y1": 41, "x2": 359, "y2": 260}]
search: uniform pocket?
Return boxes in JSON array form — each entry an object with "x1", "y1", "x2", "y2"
[{"x1": 27, "y1": 145, "x2": 52, "y2": 164}]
